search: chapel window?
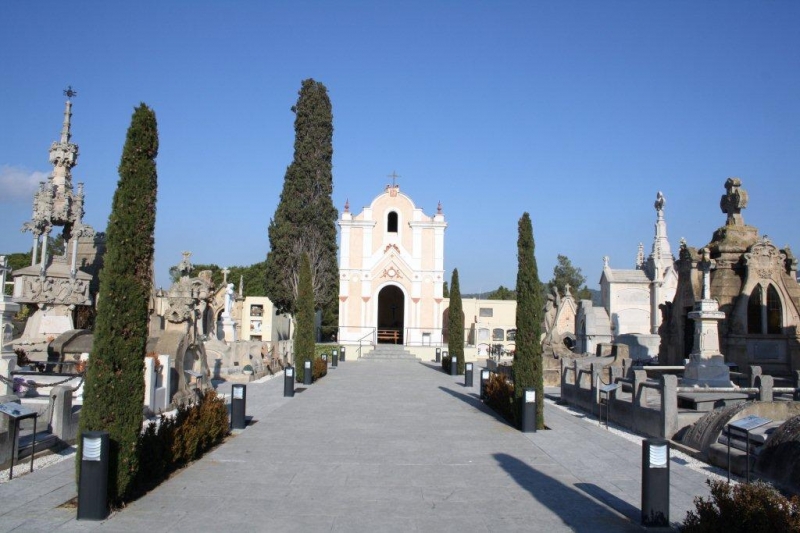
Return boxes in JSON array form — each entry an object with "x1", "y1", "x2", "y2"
[
  {"x1": 747, "y1": 286, "x2": 762, "y2": 334},
  {"x1": 387, "y1": 212, "x2": 398, "y2": 233},
  {"x1": 492, "y1": 328, "x2": 504, "y2": 341},
  {"x1": 767, "y1": 285, "x2": 782, "y2": 334}
]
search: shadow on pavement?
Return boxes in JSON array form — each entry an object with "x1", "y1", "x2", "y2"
[
  {"x1": 437, "y1": 386, "x2": 510, "y2": 426},
  {"x1": 493, "y1": 453, "x2": 640, "y2": 532},
  {"x1": 575, "y1": 482, "x2": 639, "y2": 522}
]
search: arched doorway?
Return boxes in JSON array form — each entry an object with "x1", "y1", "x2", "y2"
[{"x1": 377, "y1": 285, "x2": 404, "y2": 344}]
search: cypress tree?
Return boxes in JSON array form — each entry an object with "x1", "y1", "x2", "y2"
[
  {"x1": 265, "y1": 79, "x2": 339, "y2": 323},
  {"x1": 78, "y1": 104, "x2": 158, "y2": 502},
  {"x1": 447, "y1": 268, "x2": 465, "y2": 374},
  {"x1": 513, "y1": 213, "x2": 544, "y2": 429},
  {"x1": 294, "y1": 253, "x2": 315, "y2": 382}
]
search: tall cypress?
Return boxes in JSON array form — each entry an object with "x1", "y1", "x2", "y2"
[
  {"x1": 448, "y1": 268, "x2": 465, "y2": 374},
  {"x1": 513, "y1": 213, "x2": 544, "y2": 429},
  {"x1": 294, "y1": 253, "x2": 315, "y2": 382},
  {"x1": 78, "y1": 104, "x2": 158, "y2": 502},
  {"x1": 265, "y1": 79, "x2": 339, "y2": 323}
]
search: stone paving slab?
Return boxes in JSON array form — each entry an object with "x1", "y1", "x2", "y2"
[{"x1": 0, "y1": 361, "x2": 714, "y2": 531}]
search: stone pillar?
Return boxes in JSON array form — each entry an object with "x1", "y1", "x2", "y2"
[
  {"x1": 591, "y1": 363, "x2": 600, "y2": 404},
  {"x1": 750, "y1": 365, "x2": 763, "y2": 388},
  {"x1": 660, "y1": 374, "x2": 678, "y2": 438},
  {"x1": 50, "y1": 386, "x2": 77, "y2": 443},
  {"x1": 633, "y1": 370, "x2": 648, "y2": 409},
  {"x1": 144, "y1": 357, "x2": 156, "y2": 411},
  {"x1": 756, "y1": 375, "x2": 773, "y2": 402}
]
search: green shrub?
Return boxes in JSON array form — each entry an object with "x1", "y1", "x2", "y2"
[
  {"x1": 682, "y1": 479, "x2": 800, "y2": 532},
  {"x1": 134, "y1": 390, "x2": 229, "y2": 498},
  {"x1": 484, "y1": 373, "x2": 516, "y2": 425},
  {"x1": 314, "y1": 344, "x2": 343, "y2": 362}
]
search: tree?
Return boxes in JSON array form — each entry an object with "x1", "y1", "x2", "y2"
[
  {"x1": 442, "y1": 281, "x2": 449, "y2": 298},
  {"x1": 78, "y1": 104, "x2": 159, "y2": 503},
  {"x1": 294, "y1": 253, "x2": 315, "y2": 383},
  {"x1": 265, "y1": 79, "x2": 338, "y2": 323},
  {"x1": 166, "y1": 260, "x2": 268, "y2": 297},
  {"x1": 447, "y1": 268, "x2": 465, "y2": 374},
  {"x1": 513, "y1": 213, "x2": 544, "y2": 429},
  {"x1": 546, "y1": 254, "x2": 592, "y2": 300},
  {"x1": 486, "y1": 285, "x2": 515, "y2": 300}
]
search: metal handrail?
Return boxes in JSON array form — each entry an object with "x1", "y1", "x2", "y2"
[{"x1": 356, "y1": 330, "x2": 374, "y2": 359}]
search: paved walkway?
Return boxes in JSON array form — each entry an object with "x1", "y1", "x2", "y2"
[{"x1": 0, "y1": 360, "x2": 714, "y2": 532}]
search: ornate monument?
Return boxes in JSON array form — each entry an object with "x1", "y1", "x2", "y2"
[
  {"x1": 662, "y1": 178, "x2": 800, "y2": 377},
  {"x1": 681, "y1": 248, "x2": 732, "y2": 387},
  {"x1": 11, "y1": 89, "x2": 102, "y2": 357}
]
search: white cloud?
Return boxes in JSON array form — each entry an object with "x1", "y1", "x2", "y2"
[{"x1": 0, "y1": 165, "x2": 48, "y2": 203}]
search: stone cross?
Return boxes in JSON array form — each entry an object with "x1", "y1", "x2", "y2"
[
  {"x1": 720, "y1": 177, "x2": 748, "y2": 226},
  {"x1": 221, "y1": 267, "x2": 230, "y2": 285},
  {"x1": 698, "y1": 247, "x2": 716, "y2": 300}
]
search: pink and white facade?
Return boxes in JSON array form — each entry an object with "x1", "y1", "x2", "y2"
[{"x1": 337, "y1": 185, "x2": 447, "y2": 346}]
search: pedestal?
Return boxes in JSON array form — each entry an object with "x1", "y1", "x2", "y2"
[
  {"x1": 682, "y1": 355, "x2": 733, "y2": 387},
  {"x1": 219, "y1": 319, "x2": 237, "y2": 343},
  {"x1": 681, "y1": 299, "x2": 733, "y2": 387}
]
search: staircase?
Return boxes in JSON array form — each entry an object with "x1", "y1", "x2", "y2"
[{"x1": 361, "y1": 344, "x2": 420, "y2": 362}]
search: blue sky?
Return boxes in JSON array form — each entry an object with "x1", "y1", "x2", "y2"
[{"x1": 2, "y1": 2, "x2": 799, "y2": 293}]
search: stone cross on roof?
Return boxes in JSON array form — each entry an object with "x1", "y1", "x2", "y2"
[
  {"x1": 720, "y1": 177, "x2": 748, "y2": 226},
  {"x1": 221, "y1": 267, "x2": 230, "y2": 284},
  {"x1": 387, "y1": 171, "x2": 400, "y2": 187}
]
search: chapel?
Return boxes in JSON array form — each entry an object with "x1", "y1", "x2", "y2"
[{"x1": 337, "y1": 181, "x2": 447, "y2": 346}]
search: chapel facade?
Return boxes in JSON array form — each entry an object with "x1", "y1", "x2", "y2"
[{"x1": 337, "y1": 183, "x2": 447, "y2": 346}]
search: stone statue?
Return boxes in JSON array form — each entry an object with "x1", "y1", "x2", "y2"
[{"x1": 223, "y1": 283, "x2": 235, "y2": 317}]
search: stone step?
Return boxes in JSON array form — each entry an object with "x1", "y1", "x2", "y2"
[{"x1": 362, "y1": 345, "x2": 419, "y2": 361}]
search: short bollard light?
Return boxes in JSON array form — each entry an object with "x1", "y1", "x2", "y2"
[
  {"x1": 340, "y1": 346, "x2": 346, "y2": 361},
  {"x1": 284, "y1": 365, "x2": 295, "y2": 397},
  {"x1": 641, "y1": 439, "x2": 670, "y2": 527},
  {"x1": 480, "y1": 369, "x2": 490, "y2": 399},
  {"x1": 332, "y1": 348, "x2": 339, "y2": 363},
  {"x1": 465, "y1": 362, "x2": 474, "y2": 387},
  {"x1": 77, "y1": 431, "x2": 110, "y2": 521},
  {"x1": 231, "y1": 384, "x2": 247, "y2": 430},
  {"x1": 322, "y1": 353, "x2": 328, "y2": 364},
  {"x1": 332, "y1": 350, "x2": 338, "y2": 368},
  {"x1": 521, "y1": 388, "x2": 537, "y2": 433},
  {"x1": 303, "y1": 360, "x2": 312, "y2": 385},
  {"x1": 435, "y1": 347, "x2": 441, "y2": 363},
  {"x1": 450, "y1": 354, "x2": 458, "y2": 376}
]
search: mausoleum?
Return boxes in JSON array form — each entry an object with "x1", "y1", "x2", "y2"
[
  {"x1": 576, "y1": 192, "x2": 678, "y2": 359},
  {"x1": 661, "y1": 178, "x2": 800, "y2": 377}
]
